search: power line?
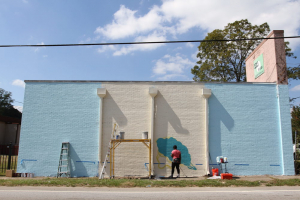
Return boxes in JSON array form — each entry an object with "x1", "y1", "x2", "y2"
[{"x1": 0, "y1": 36, "x2": 300, "y2": 48}]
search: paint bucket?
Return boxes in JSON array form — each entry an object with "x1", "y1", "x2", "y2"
[
  {"x1": 142, "y1": 132, "x2": 148, "y2": 139},
  {"x1": 119, "y1": 132, "x2": 125, "y2": 139},
  {"x1": 220, "y1": 158, "x2": 224, "y2": 163},
  {"x1": 116, "y1": 135, "x2": 120, "y2": 139},
  {"x1": 224, "y1": 157, "x2": 228, "y2": 162},
  {"x1": 212, "y1": 168, "x2": 219, "y2": 176},
  {"x1": 216, "y1": 156, "x2": 223, "y2": 163}
]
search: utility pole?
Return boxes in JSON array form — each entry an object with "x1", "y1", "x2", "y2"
[
  {"x1": 295, "y1": 131, "x2": 298, "y2": 160},
  {"x1": 7, "y1": 142, "x2": 12, "y2": 170}
]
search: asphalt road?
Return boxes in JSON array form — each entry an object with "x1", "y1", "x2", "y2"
[{"x1": 1, "y1": 186, "x2": 300, "y2": 200}]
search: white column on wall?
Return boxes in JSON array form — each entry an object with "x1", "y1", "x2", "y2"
[
  {"x1": 149, "y1": 87, "x2": 158, "y2": 176},
  {"x1": 97, "y1": 88, "x2": 107, "y2": 177},
  {"x1": 276, "y1": 85, "x2": 285, "y2": 175},
  {"x1": 202, "y1": 88, "x2": 211, "y2": 175}
]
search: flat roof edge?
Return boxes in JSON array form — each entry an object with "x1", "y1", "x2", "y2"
[{"x1": 24, "y1": 80, "x2": 278, "y2": 85}]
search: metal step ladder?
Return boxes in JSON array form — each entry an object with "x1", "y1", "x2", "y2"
[
  {"x1": 57, "y1": 142, "x2": 70, "y2": 178},
  {"x1": 99, "y1": 123, "x2": 118, "y2": 179}
]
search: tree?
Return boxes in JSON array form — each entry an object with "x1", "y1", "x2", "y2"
[
  {"x1": 287, "y1": 64, "x2": 300, "y2": 81},
  {"x1": 292, "y1": 105, "x2": 300, "y2": 144},
  {"x1": 285, "y1": 40, "x2": 299, "y2": 81},
  {"x1": 0, "y1": 88, "x2": 22, "y2": 119},
  {"x1": 191, "y1": 19, "x2": 296, "y2": 82}
]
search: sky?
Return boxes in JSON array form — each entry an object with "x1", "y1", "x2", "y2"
[{"x1": 0, "y1": 0, "x2": 300, "y2": 112}]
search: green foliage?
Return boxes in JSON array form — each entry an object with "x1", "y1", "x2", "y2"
[
  {"x1": 295, "y1": 160, "x2": 300, "y2": 175},
  {"x1": 285, "y1": 41, "x2": 297, "y2": 59},
  {"x1": 0, "y1": 88, "x2": 22, "y2": 119},
  {"x1": 192, "y1": 19, "x2": 270, "y2": 82},
  {"x1": 0, "y1": 88, "x2": 13, "y2": 108},
  {"x1": 287, "y1": 65, "x2": 300, "y2": 80},
  {"x1": 285, "y1": 40, "x2": 299, "y2": 81},
  {"x1": 292, "y1": 106, "x2": 300, "y2": 143}
]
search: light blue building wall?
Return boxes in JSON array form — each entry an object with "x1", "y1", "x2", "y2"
[
  {"x1": 17, "y1": 82, "x2": 102, "y2": 177},
  {"x1": 205, "y1": 83, "x2": 294, "y2": 175},
  {"x1": 17, "y1": 81, "x2": 294, "y2": 177},
  {"x1": 277, "y1": 85, "x2": 295, "y2": 175}
]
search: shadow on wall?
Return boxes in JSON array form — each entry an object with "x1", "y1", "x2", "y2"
[
  {"x1": 209, "y1": 93, "x2": 234, "y2": 168},
  {"x1": 103, "y1": 91, "x2": 128, "y2": 129},
  {"x1": 102, "y1": 91, "x2": 128, "y2": 175},
  {"x1": 69, "y1": 143, "x2": 88, "y2": 177},
  {"x1": 155, "y1": 91, "x2": 189, "y2": 135},
  {"x1": 154, "y1": 91, "x2": 189, "y2": 175}
]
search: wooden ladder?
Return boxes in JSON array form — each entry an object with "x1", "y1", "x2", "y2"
[{"x1": 99, "y1": 123, "x2": 118, "y2": 179}]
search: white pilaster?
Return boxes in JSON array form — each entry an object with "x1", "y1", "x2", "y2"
[{"x1": 202, "y1": 88, "x2": 211, "y2": 175}]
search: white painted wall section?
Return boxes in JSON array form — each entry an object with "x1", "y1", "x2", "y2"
[
  {"x1": 202, "y1": 88, "x2": 211, "y2": 175},
  {"x1": 99, "y1": 82, "x2": 206, "y2": 177},
  {"x1": 149, "y1": 87, "x2": 158, "y2": 176},
  {"x1": 97, "y1": 88, "x2": 106, "y2": 177}
]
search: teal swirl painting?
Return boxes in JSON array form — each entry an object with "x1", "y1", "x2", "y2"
[{"x1": 156, "y1": 137, "x2": 197, "y2": 170}]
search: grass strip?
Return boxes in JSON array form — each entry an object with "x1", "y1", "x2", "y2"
[
  {"x1": 1, "y1": 178, "x2": 300, "y2": 187},
  {"x1": 0, "y1": 178, "x2": 262, "y2": 187},
  {"x1": 265, "y1": 179, "x2": 300, "y2": 186}
]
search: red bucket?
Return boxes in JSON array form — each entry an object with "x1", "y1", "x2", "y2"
[{"x1": 212, "y1": 168, "x2": 219, "y2": 176}]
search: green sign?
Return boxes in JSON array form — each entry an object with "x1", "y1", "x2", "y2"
[{"x1": 254, "y1": 54, "x2": 264, "y2": 79}]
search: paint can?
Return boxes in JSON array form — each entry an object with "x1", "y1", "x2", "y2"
[
  {"x1": 116, "y1": 135, "x2": 120, "y2": 139},
  {"x1": 224, "y1": 157, "x2": 228, "y2": 162},
  {"x1": 119, "y1": 132, "x2": 125, "y2": 139},
  {"x1": 142, "y1": 132, "x2": 148, "y2": 139},
  {"x1": 216, "y1": 156, "x2": 223, "y2": 163}
]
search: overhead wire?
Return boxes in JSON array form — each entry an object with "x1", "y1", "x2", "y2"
[{"x1": 0, "y1": 36, "x2": 299, "y2": 48}]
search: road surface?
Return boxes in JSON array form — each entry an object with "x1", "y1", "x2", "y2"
[{"x1": 1, "y1": 186, "x2": 300, "y2": 199}]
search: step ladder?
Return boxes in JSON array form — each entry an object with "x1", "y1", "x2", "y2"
[
  {"x1": 99, "y1": 123, "x2": 118, "y2": 179},
  {"x1": 57, "y1": 142, "x2": 70, "y2": 178}
]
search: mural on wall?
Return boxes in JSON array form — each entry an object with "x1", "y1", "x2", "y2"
[{"x1": 156, "y1": 137, "x2": 197, "y2": 170}]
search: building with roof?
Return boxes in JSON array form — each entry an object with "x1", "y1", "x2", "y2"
[{"x1": 16, "y1": 31, "x2": 294, "y2": 177}]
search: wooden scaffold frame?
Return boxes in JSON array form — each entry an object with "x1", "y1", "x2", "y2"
[{"x1": 110, "y1": 139, "x2": 151, "y2": 178}]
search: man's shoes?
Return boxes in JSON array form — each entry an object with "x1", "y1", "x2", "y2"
[
  {"x1": 177, "y1": 174, "x2": 180, "y2": 178},
  {"x1": 168, "y1": 175, "x2": 173, "y2": 178}
]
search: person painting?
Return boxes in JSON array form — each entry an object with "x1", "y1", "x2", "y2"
[{"x1": 170, "y1": 145, "x2": 181, "y2": 178}]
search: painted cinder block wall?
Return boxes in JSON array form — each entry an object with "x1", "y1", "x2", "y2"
[
  {"x1": 17, "y1": 81, "x2": 294, "y2": 177},
  {"x1": 17, "y1": 82, "x2": 102, "y2": 177},
  {"x1": 100, "y1": 82, "x2": 206, "y2": 177},
  {"x1": 206, "y1": 83, "x2": 294, "y2": 175}
]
